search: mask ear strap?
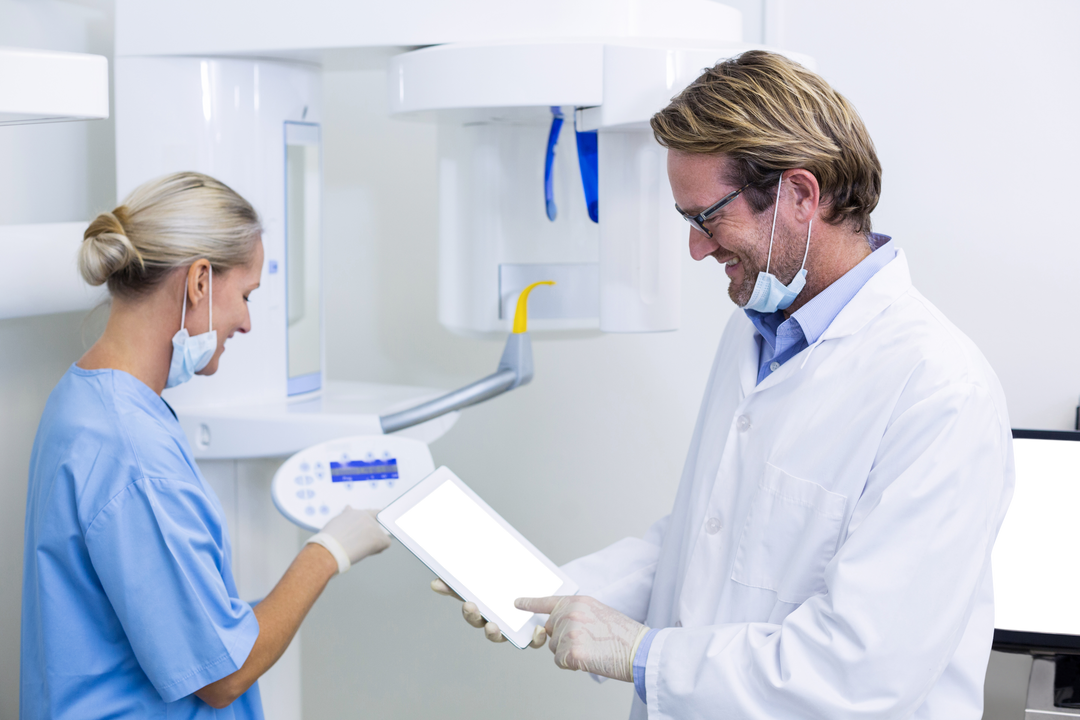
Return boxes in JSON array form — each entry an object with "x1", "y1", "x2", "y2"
[
  {"x1": 766, "y1": 173, "x2": 784, "y2": 275},
  {"x1": 800, "y1": 219, "x2": 813, "y2": 270},
  {"x1": 208, "y1": 264, "x2": 213, "y2": 332},
  {"x1": 179, "y1": 275, "x2": 188, "y2": 331}
]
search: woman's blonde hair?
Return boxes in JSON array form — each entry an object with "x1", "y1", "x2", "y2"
[
  {"x1": 80, "y1": 172, "x2": 262, "y2": 298},
  {"x1": 651, "y1": 50, "x2": 881, "y2": 234}
]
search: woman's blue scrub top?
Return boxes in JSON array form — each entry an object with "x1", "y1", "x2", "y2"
[{"x1": 21, "y1": 365, "x2": 263, "y2": 719}]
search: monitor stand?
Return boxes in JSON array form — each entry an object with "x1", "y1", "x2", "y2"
[{"x1": 1026, "y1": 656, "x2": 1080, "y2": 718}]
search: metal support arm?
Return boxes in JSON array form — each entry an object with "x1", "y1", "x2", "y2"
[
  {"x1": 379, "y1": 331, "x2": 535, "y2": 434},
  {"x1": 379, "y1": 368, "x2": 516, "y2": 434},
  {"x1": 379, "y1": 281, "x2": 551, "y2": 434}
]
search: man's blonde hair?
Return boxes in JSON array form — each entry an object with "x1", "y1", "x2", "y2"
[{"x1": 651, "y1": 50, "x2": 881, "y2": 234}]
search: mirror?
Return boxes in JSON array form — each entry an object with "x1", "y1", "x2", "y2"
[{"x1": 285, "y1": 121, "x2": 322, "y2": 395}]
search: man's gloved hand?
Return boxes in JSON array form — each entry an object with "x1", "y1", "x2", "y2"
[
  {"x1": 431, "y1": 578, "x2": 548, "y2": 648},
  {"x1": 306, "y1": 507, "x2": 391, "y2": 574},
  {"x1": 515, "y1": 595, "x2": 649, "y2": 682}
]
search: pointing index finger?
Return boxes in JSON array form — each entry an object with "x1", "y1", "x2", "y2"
[{"x1": 515, "y1": 596, "x2": 563, "y2": 614}]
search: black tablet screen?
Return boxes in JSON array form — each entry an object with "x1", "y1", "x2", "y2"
[{"x1": 401, "y1": 481, "x2": 561, "y2": 626}]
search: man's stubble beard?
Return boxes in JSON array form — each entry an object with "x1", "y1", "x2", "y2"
[{"x1": 728, "y1": 219, "x2": 808, "y2": 309}]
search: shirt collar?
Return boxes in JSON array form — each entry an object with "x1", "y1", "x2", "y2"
[{"x1": 745, "y1": 233, "x2": 895, "y2": 345}]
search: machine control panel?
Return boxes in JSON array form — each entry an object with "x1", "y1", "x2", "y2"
[{"x1": 272, "y1": 434, "x2": 435, "y2": 531}]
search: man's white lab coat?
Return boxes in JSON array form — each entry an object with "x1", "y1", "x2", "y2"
[{"x1": 564, "y1": 250, "x2": 1014, "y2": 719}]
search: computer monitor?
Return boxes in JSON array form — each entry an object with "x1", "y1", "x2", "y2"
[{"x1": 993, "y1": 429, "x2": 1080, "y2": 654}]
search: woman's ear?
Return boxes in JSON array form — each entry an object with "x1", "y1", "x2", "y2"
[{"x1": 185, "y1": 259, "x2": 212, "y2": 306}]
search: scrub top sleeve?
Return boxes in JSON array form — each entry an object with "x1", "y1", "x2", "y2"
[{"x1": 85, "y1": 477, "x2": 260, "y2": 703}]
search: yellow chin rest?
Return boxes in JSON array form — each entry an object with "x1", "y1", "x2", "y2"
[{"x1": 512, "y1": 281, "x2": 555, "y2": 334}]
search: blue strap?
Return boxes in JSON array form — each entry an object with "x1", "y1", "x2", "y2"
[
  {"x1": 574, "y1": 114, "x2": 599, "y2": 223},
  {"x1": 544, "y1": 106, "x2": 564, "y2": 221}
]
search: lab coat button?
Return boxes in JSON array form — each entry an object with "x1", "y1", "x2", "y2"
[
  {"x1": 736, "y1": 415, "x2": 751, "y2": 432},
  {"x1": 706, "y1": 517, "x2": 722, "y2": 534},
  {"x1": 769, "y1": 361, "x2": 780, "y2": 372}
]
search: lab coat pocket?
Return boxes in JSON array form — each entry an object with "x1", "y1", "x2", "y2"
[{"x1": 731, "y1": 464, "x2": 847, "y2": 604}]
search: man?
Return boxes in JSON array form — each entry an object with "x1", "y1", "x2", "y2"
[{"x1": 436, "y1": 50, "x2": 1014, "y2": 719}]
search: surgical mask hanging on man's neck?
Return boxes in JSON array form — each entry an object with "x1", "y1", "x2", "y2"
[
  {"x1": 165, "y1": 266, "x2": 217, "y2": 389},
  {"x1": 744, "y1": 174, "x2": 813, "y2": 314}
]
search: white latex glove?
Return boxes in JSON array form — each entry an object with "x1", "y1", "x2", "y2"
[
  {"x1": 430, "y1": 578, "x2": 548, "y2": 649},
  {"x1": 306, "y1": 507, "x2": 391, "y2": 574},
  {"x1": 515, "y1": 595, "x2": 649, "y2": 682}
]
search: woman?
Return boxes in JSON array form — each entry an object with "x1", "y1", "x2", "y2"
[{"x1": 20, "y1": 172, "x2": 389, "y2": 718}]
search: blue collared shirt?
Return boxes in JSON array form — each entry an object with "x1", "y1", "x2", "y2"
[
  {"x1": 631, "y1": 233, "x2": 895, "y2": 704},
  {"x1": 746, "y1": 234, "x2": 894, "y2": 385}
]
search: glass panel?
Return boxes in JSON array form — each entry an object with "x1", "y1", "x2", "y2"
[{"x1": 285, "y1": 122, "x2": 322, "y2": 394}]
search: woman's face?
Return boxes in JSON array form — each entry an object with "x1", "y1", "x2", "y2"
[{"x1": 192, "y1": 240, "x2": 264, "y2": 377}]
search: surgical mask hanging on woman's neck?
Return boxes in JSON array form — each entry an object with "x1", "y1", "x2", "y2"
[
  {"x1": 165, "y1": 266, "x2": 217, "y2": 389},
  {"x1": 744, "y1": 174, "x2": 813, "y2": 314}
]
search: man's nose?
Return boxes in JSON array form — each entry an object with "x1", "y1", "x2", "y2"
[{"x1": 688, "y1": 229, "x2": 718, "y2": 262}]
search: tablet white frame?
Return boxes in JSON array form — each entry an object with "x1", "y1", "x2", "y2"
[{"x1": 377, "y1": 466, "x2": 578, "y2": 648}]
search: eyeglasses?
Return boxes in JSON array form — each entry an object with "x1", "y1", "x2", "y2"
[{"x1": 674, "y1": 183, "x2": 749, "y2": 238}]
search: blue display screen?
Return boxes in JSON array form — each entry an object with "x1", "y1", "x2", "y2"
[{"x1": 330, "y1": 458, "x2": 399, "y2": 482}]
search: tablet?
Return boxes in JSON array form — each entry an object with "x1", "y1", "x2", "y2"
[{"x1": 377, "y1": 466, "x2": 578, "y2": 648}]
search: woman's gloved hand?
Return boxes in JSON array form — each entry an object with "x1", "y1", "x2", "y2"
[
  {"x1": 515, "y1": 595, "x2": 649, "y2": 682},
  {"x1": 430, "y1": 578, "x2": 548, "y2": 648},
  {"x1": 306, "y1": 507, "x2": 391, "y2": 574}
]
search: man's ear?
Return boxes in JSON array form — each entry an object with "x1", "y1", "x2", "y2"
[{"x1": 785, "y1": 168, "x2": 820, "y2": 223}]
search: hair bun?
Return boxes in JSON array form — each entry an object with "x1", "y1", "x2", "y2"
[{"x1": 79, "y1": 207, "x2": 144, "y2": 286}]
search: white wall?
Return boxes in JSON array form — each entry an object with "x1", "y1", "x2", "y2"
[
  {"x1": 766, "y1": 0, "x2": 1080, "y2": 431},
  {"x1": 2, "y1": 1, "x2": 1077, "y2": 719},
  {"x1": 0, "y1": 2, "x2": 114, "y2": 717}
]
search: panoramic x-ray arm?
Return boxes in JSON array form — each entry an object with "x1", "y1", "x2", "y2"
[{"x1": 379, "y1": 281, "x2": 553, "y2": 434}]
